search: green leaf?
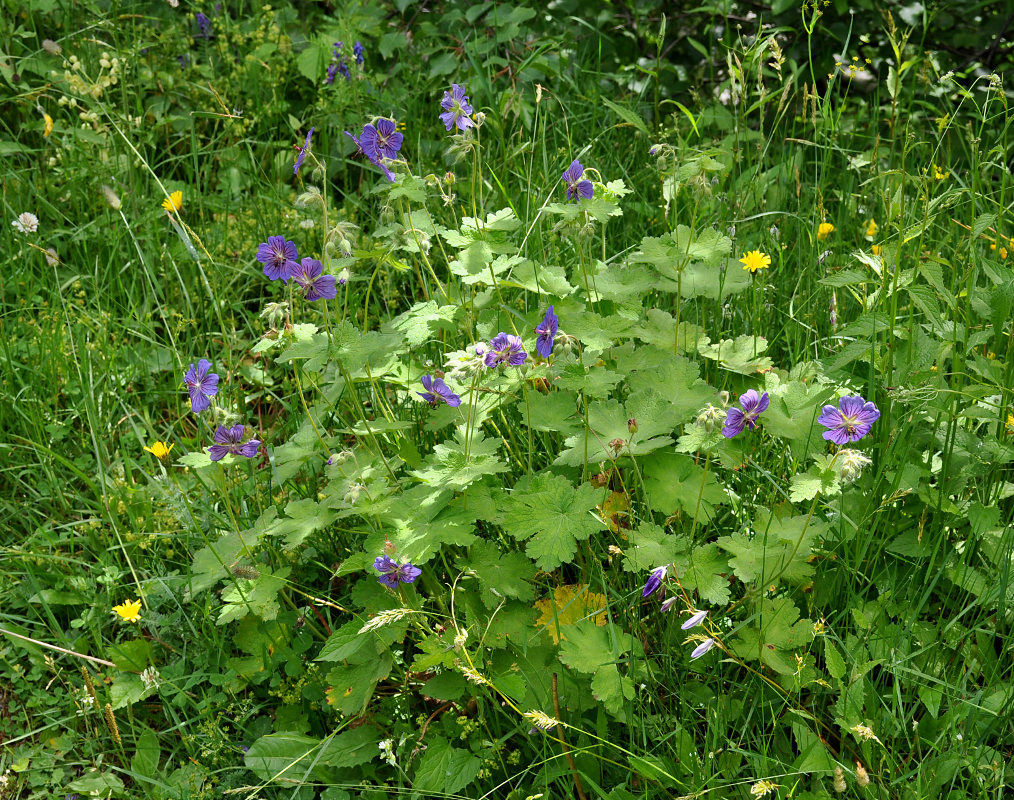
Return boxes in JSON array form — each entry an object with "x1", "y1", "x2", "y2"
[
  {"x1": 620, "y1": 523, "x2": 689, "y2": 573},
  {"x1": 386, "y1": 300, "x2": 461, "y2": 347},
  {"x1": 731, "y1": 598, "x2": 813, "y2": 675},
  {"x1": 558, "y1": 620, "x2": 631, "y2": 674},
  {"x1": 245, "y1": 732, "x2": 322, "y2": 783},
  {"x1": 602, "y1": 97, "x2": 650, "y2": 136},
  {"x1": 131, "y1": 729, "x2": 160, "y2": 780},
  {"x1": 325, "y1": 648, "x2": 393, "y2": 715},
  {"x1": 555, "y1": 362, "x2": 623, "y2": 397},
  {"x1": 265, "y1": 498, "x2": 336, "y2": 549},
  {"x1": 462, "y1": 540, "x2": 537, "y2": 607},
  {"x1": 501, "y1": 474, "x2": 605, "y2": 571},
  {"x1": 824, "y1": 639, "x2": 845, "y2": 682},
  {"x1": 412, "y1": 428, "x2": 509, "y2": 489},
  {"x1": 698, "y1": 335, "x2": 773, "y2": 374},
  {"x1": 107, "y1": 638, "x2": 151, "y2": 671},
  {"x1": 412, "y1": 736, "x2": 481, "y2": 795},
  {"x1": 681, "y1": 544, "x2": 733, "y2": 606},
  {"x1": 296, "y1": 42, "x2": 323, "y2": 82},
  {"x1": 110, "y1": 673, "x2": 154, "y2": 709},
  {"x1": 789, "y1": 460, "x2": 841, "y2": 502},
  {"x1": 219, "y1": 568, "x2": 290, "y2": 625},
  {"x1": 591, "y1": 663, "x2": 635, "y2": 714},
  {"x1": 503, "y1": 260, "x2": 576, "y2": 296},
  {"x1": 555, "y1": 395, "x2": 675, "y2": 468},
  {"x1": 316, "y1": 619, "x2": 372, "y2": 663},
  {"x1": 641, "y1": 452, "x2": 728, "y2": 520},
  {"x1": 321, "y1": 726, "x2": 381, "y2": 769}
]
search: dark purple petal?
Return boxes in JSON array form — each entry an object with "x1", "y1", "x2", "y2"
[
  {"x1": 722, "y1": 407, "x2": 746, "y2": 438},
  {"x1": 294, "y1": 127, "x2": 314, "y2": 175},
  {"x1": 304, "y1": 274, "x2": 337, "y2": 301},
  {"x1": 418, "y1": 391, "x2": 437, "y2": 405},
  {"x1": 642, "y1": 566, "x2": 666, "y2": 598},
  {"x1": 189, "y1": 386, "x2": 211, "y2": 413},
  {"x1": 238, "y1": 439, "x2": 261, "y2": 458},
  {"x1": 817, "y1": 405, "x2": 842, "y2": 428},
  {"x1": 754, "y1": 391, "x2": 770, "y2": 414},
  {"x1": 208, "y1": 444, "x2": 230, "y2": 461},
  {"x1": 374, "y1": 556, "x2": 397, "y2": 573},
  {"x1": 838, "y1": 395, "x2": 867, "y2": 418},
  {"x1": 562, "y1": 159, "x2": 583, "y2": 184},
  {"x1": 378, "y1": 573, "x2": 400, "y2": 588},
  {"x1": 345, "y1": 130, "x2": 366, "y2": 156},
  {"x1": 576, "y1": 180, "x2": 593, "y2": 199},
  {"x1": 822, "y1": 426, "x2": 851, "y2": 445},
  {"x1": 398, "y1": 564, "x2": 421, "y2": 583},
  {"x1": 739, "y1": 389, "x2": 760, "y2": 413}
]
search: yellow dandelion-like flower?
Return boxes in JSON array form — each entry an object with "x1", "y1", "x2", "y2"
[
  {"x1": 112, "y1": 598, "x2": 142, "y2": 623},
  {"x1": 739, "y1": 250, "x2": 772, "y2": 274},
  {"x1": 817, "y1": 222, "x2": 835, "y2": 240},
  {"x1": 750, "y1": 779, "x2": 780, "y2": 796},
  {"x1": 864, "y1": 219, "x2": 878, "y2": 239},
  {"x1": 144, "y1": 441, "x2": 174, "y2": 460},
  {"x1": 933, "y1": 164, "x2": 949, "y2": 180},
  {"x1": 161, "y1": 190, "x2": 183, "y2": 213},
  {"x1": 43, "y1": 112, "x2": 54, "y2": 138},
  {"x1": 871, "y1": 244, "x2": 883, "y2": 256}
]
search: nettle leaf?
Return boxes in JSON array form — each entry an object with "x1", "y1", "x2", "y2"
[
  {"x1": 412, "y1": 428, "x2": 509, "y2": 490},
  {"x1": 731, "y1": 597, "x2": 814, "y2": 675},
  {"x1": 621, "y1": 523, "x2": 690, "y2": 573},
  {"x1": 386, "y1": 300, "x2": 461, "y2": 347},
  {"x1": 698, "y1": 335, "x2": 773, "y2": 374},
  {"x1": 462, "y1": 540, "x2": 536, "y2": 607},
  {"x1": 412, "y1": 736, "x2": 481, "y2": 796},
  {"x1": 555, "y1": 394, "x2": 674, "y2": 468},
  {"x1": 641, "y1": 452, "x2": 728, "y2": 520},
  {"x1": 500, "y1": 474, "x2": 605, "y2": 571}
]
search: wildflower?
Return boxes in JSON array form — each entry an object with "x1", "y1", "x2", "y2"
[
  {"x1": 523, "y1": 710, "x2": 560, "y2": 731},
  {"x1": 112, "y1": 598, "x2": 142, "y2": 623},
  {"x1": 373, "y1": 555, "x2": 421, "y2": 588},
  {"x1": 817, "y1": 221, "x2": 835, "y2": 240},
  {"x1": 833, "y1": 766, "x2": 847, "y2": 793},
  {"x1": 439, "y1": 83, "x2": 475, "y2": 131},
  {"x1": 42, "y1": 38, "x2": 62, "y2": 55},
  {"x1": 660, "y1": 597, "x2": 678, "y2": 612},
  {"x1": 256, "y1": 235, "x2": 299, "y2": 282},
  {"x1": 292, "y1": 257, "x2": 337, "y2": 301},
  {"x1": 11, "y1": 212, "x2": 39, "y2": 234},
  {"x1": 195, "y1": 12, "x2": 211, "y2": 36},
  {"x1": 721, "y1": 389, "x2": 770, "y2": 438},
  {"x1": 353, "y1": 40, "x2": 364, "y2": 65},
  {"x1": 535, "y1": 306, "x2": 558, "y2": 358},
  {"x1": 207, "y1": 424, "x2": 261, "y2": 461},
  {"x1": 850, "y1": 723, "x2": 882, "y2": 744},
  {"x1": 817, "y1": 395, "x2": 880, "y2": 444},
  {"x1": 484, "y1": 333, "x2": 527, "y2": 367},
  {"x1": 183, "y1": 359, "x2": 219, "y2": 413},
  {"x1": 379, "y1": 739, "x2": 397, "y2": 767},
  {"x1": 871, "y1": 244, "x2": 883, "y2": 256},
  {"x1": 144, "y1": 441, "x2": 174, "y2": 461},
  {"x1": 855, "y1": 763, "x2": 870, "y2": 787},
  {"x1": 690, "y1": 637, "x2": 716, "y2": 659},
  {"x1": 44, "y1": 247, "x2": 59, "y2": 266},
  {"x1": 681, "y1": 609, "x2": 708, "y2": 630},
  {"x1": 346, "y1": 126, "x2": 396, "y2": 182},
  {"x1": 418, "y1": 374, "x2": 461, "y2": 407},
  {"x1": 834, "y1": 448, "x2": 872, "y2": 483},
  {"x1": 642, "y1": 565, "x2": 666, "y2": 598},
  {"x1": 739, "y1": 250, "x2": 771, "y2": 274},
  {"x1": 562, "y1": 159, "x2": 593, "y2": 200},
  {"x1": 140, "y1": 666, "x2": 161, "y2": 690},
  {"x1": 326, "y1": 63, "x2": 340, "y2": 85},
  {"x1": 360, "y1": 119, "x2": 402, "y2": 160},
  {"x1": 933, "y1": 164, "x2": 949, "y2": 180},
  {"x1": 460, "y1": 665, "x2": 489, "y2": 686},
  {"x1": 294, "y1": 128, "x2": 314, "y2": 175},
  {"x1": 161, "y1": 191, "x2": 183, "y2": 213},
  {"x1": 1006, "y1": 414, "x2": 1014, "y2": 434},
  {"x1": 695, "y1": 404, "x2": 725, "y2": 432},
  {"x1": 864, "y1": 219, "x2": 878, "y2": 239},
  {"x1": 990, "y1": 241, "x2": 1008, "y2": 259},
  {"x1": 42, "y1": 111, "x2": 53, "y2": 137},
  {"x1": 750, "y1": 780, "x2": 779, "y2": 797}
]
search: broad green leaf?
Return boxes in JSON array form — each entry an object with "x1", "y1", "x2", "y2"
[
  {"x1": 698, "y1": 335, "x2": 773, "y2": 374},
  {"x1": 558, "y1": 620, "x2": 631, "y2": 674},
  {"x1": 218, "y1": 568, "x2": 290, "y2": 625},
  {"x1": 591, "y1": 663, "x2": 635, "y2": 714},
  {"x1": 320, "y1": 726, "x2": 381, "y2": 769},
  {"x1": 555, "y1": 395, "x2": 675, "y2": 468},
  {"x1": 412, "y1": 736, "x2": 481, "y2": 795},
  {"x1": 641, "y1": 452, "x2": 727, "y2": 520},
  {"x1": 324, "y1": 649, "x2": 393, "y2": 715},
  {"x1": 462, "y1": 540, "x2": 537, "y2": 607},
  {"x1": 107, "y1": 638, "x2": 151, "y2": 671},
  {"x1": 620, "y1": 523, "x2": 689, "y2": 573},
  {"x1": 731, "y1": 598, "x2": 814, "y2": 675},
  {"x1": 244, "y1": 732, "x2": 322, "y2": 783},
  {"x1": 265, "y1": 498, "x2": 336, "y2": 550},
  {"x1": 412, "y1": 428, "x2": 509, "y2": 489},
  {"x1": 386, "y1": 300, "x2": 461, "y2": 346}
]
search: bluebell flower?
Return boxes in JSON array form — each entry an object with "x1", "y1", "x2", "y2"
[
  {"x1": 681, "y1": 609, "x2": 708, "y2": 630},
  {"x1": 294, "y1": 128, "x2": 314, "y2": 176},
  {"x1": 642, "y1": 565, "x2": 666, "y2": 598}
]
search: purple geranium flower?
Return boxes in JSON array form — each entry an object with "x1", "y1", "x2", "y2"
[
  {"x1": 208, "y1": 424, "x2": 261, "y2": 461},
  {"x1": 484, "y1": 333, "x2": 527, "y2": 367},
  {"x1": 642, "y1": 565, "x2": 667, "y2": 598},
  {"x1": 294, "y1": 128, "x2": 314, "y2": 175},
  {"x1": 817, "y1": 395, "x2": 881, "y2": 445},
  {"x1": 439, "y1": 84, "x2": 475, "y2": 132},
  {"x1": 183, "y1": 359, "x2": 219, "y2": 413},
  {"x1": 418, "y1": 374, "x2": 461, "y2": 407},
  {"x1": 360, "y1": 119, "x2": 402, "y2": 160},
  {"x1": 535, "y1": 306, "x2": 558, "y2": 358},
  {"x1": 353, "y1": 41, "x2": 364, "y2": 65},
  {"x1": 292, "y1": 258, "x2": 337, "y2": 301},
  {"x1": 722, "y1": 389, "x2": 769, "y2": 438},
  {"x1": 562, "y1": 159, "x2": 593, "y2": 200},
  {"x1": 373, "y1": 555, "x2": 421, "y2": 588},
  {"x1": 347, "y1": 125, "x2": 397, "y2": 182},
  {"x1": 256, "y1": 235, "x2": 299, "y2": 282}
]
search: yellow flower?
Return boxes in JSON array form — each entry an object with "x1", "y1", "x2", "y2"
[
  {"x1": 817, "y1": 222, "x2": 835, "y2": 240},
  {"x1": 739, "y1": 250, "x2": 772, "y2": 274},
  {"x1": 161, "y1": 190, "x2": 183, "y2": 213},
  {"x1": 1006, "y1": 414, "x2": 1014, "y2": 433},
  {"x1": 933, "y1": 164, "x2": 949, "y2": 180},
  {"x1": 871, "y1": 245, "x2": 883, "y2": 256},
  {"x1": 990, "y1": 242, "x2": 1008, "y2": 259},
  {"x1": 144, "y1": 441, "x2": 174, "y2": 460},
  {"x1": 750, "y1": 780, "x2": 780, "y2": 797},
  {"x1": 864, "y1": 219, "x2": 878, "y2": 239},
  {"x1": 43, "y1": 113, "x2": 53, "y2": 138},
  {"x1": 113, "y1": 598, "x2": 142, "y2": 623}
]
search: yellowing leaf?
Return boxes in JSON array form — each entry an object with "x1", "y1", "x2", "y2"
[{"x1": 534, "y1": 584, "x2": 607, "y2": 643}]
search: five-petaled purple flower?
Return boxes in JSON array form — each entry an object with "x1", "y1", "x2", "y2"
[
  {"x1": 346, "y1": 124, "x2": 397, "y2": 182},
  {"x1": 439, "y1": 84, "x2": 475, "y2": 132},
  {"x1": 208, "y1": 424, "x2": 261, "y2": 461},
  {"x1": 256, "y1": 235, "x2": 298, "y2": 282},
  {"x1": 484, "y1": 333, "x2": 527, "y2": 367},
  {"x1": 294, "y1": 128, "x2": 314, "y2": 175},
  {"x1": 360, "y1": 119, "x2": 402, "y2": 161},
  {"x1": 373, "y1": 555, "x2": 421, "y2": 588},
  {"x1": 292, "y1": 258, "x2": 337, "y2": 301},
  {"x1": 535, "y1": 306, "x2": 558, "y2": 358},
  {"x1": 817, "y1": 395, "x2": 880, "y2": 445},
  {"x1": 722, "y1": 389, "x2": 769, "y2": 438},
  {"x1": 562, "y1": 159, "x2": 593, "y2": 200},
  {"x1": 418, "y1": 374, "x2": 461, "y2": 407},
  {"x1": 184, "y1": 359, "x2": 219, "y2": 413},
  {"x1": 642, "y1": 565, "x2": 667, "y2": 598}
]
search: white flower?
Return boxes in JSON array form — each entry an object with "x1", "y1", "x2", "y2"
[
  {"x1": 140, "y1": 666, "x2": 161, "y2": 690},
  {"x1": 298, "y1": 219, "x2": 315, "y2": 230},
  {"x1": 12, "y1": 212, "x2": 39, "y2": 234}
]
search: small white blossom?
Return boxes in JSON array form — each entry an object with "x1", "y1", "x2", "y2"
[
  {"x1": 140, "y1": 666, "x2": 161, "y2": 690},
  {"x1": 12, "y1": 212, "x2": 39, "y2": 234}
]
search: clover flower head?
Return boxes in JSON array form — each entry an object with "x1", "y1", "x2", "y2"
[
  {"x1": 535, "y1": 306, "x2": 558, "y2": 358},
  {"x1": 294, "y1": 128, "x2": 314, "y2": 175},
  {"x1": 484, "y1": 333, "x2": 527, "y2": 367},
  {"x1": 562, "y1": 159, "x2": 593, "y2": 200},
  {"x1": 373, "y1": 555, "x2": 421, "y2": 588},
  {"x1": 113, "y1": 598, "x2": 142, "y2": 623},
  {"x1": 440, "y1": 83, "x2": 475, "y2": 131},
  {"x1": 642, "y1": 565, "x2": 667, "y2": 598},
  {"x1": 208, "y1": 424, "x2": 261, "y2": 461},
  {"x1": 256, "y1": 235, "x2": 299, "y2": 282},
  {"x1": 722, "y1": 390, "x2": 769, "y2": 438},
  {"x1": 292, "y1": 257, "x2": 337, "y2": 301},
  {"x1": 183, "y1": 358, "x2": 219, "y2": 413},
  {"x1": 140, "y1": 666, "x2": 161, "y2": 690},
  {"x1": 818, "y1": 395, "x2": 880, "y2": 445},
  {"x1": 418, "y1": 374, "x2": 461, "y2": 407}
]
